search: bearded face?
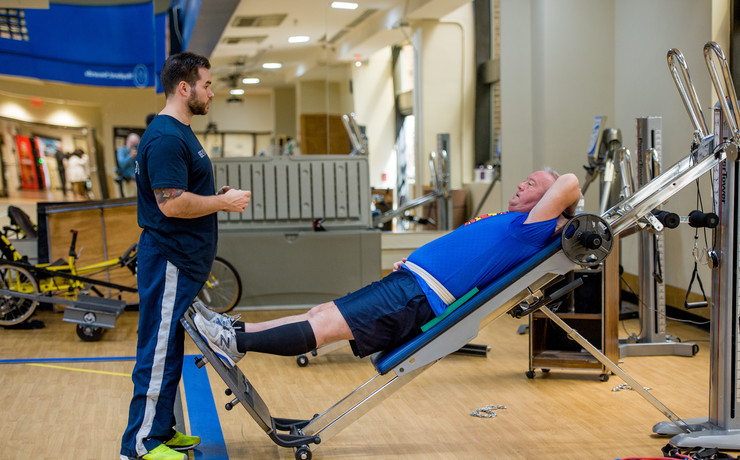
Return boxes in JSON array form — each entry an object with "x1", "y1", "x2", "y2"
[
  {"x1": 187, "y1": 90, "x2": 209, "y2": 115},
  {"x1": 186, "y1": 67, "x2": 213, "y2": 116}
]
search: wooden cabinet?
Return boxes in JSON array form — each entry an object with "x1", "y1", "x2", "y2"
[
  {"x1": 300, "y1": 113, "x2": 351, "y2": 155},
  {"x1": 527, "y1": 238, "x2": 620, "y2": 380}
]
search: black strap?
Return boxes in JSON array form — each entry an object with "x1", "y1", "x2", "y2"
[{"x1": 684, "y1": 261, "x2": 708, "y2": 309}]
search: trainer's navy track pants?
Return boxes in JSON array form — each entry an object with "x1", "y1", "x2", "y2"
[{"x1": 121, "y1": 231, "x2": 204, "y2": 458}]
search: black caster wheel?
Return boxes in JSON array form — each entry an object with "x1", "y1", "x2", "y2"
[
  {"x1": 294, "y1": 446, "x2": 312, "y2": 460},
  {"x1": 525, "y1": 370, "x2": 535, "y2": 379},
  {"x1": 692, "y1": 344, "x2": 700, "y2": 356},
  {"x1": 599, "y1": 373, "x2": 610, "y2": 382},
  {"x1": 225, "y1": 388, "x2": 232, "y2": 396},
  {"x1": 76, "y1": 324, "x2": 104, "y2": 342},
  {"x1": 297, "y1": 355, "x2": 309, "y2": 367},
  {"x1": 225, "y1": 401, "x2": 235, "y2": 410},
  {"x1": 542, "y1": 368, "x2": 550, "y2": 373}
]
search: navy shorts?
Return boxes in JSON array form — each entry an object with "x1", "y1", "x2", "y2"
[{"x1": 335, "y1": 269, "x2": 435, "y2": 358}]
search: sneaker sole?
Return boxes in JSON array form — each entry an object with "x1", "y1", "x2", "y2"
[
  {"x1": 197, "y1": 329, "x2": 236, "y2": 367},
  {"x1": 168, "y1": 441, "x2": 200, "y2": 451}
]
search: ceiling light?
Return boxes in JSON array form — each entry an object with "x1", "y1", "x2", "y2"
[
  {"x1": 230, "y1": 89, "x2": 245, "y2": 95},
  {"x1": 242, "y1": 77, "x2": 260, "y2": 84},
  {"x1": 288, "y1": 35, "x2": 310, "y2": 43},
  {"x1": 262, "y1": 62, "x2": 282, "y2": 69},
  {"x1": 331, "y1": 2, "x2": 358, "y2": 10}
]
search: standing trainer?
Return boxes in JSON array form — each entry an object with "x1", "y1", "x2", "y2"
[{"x1": 120, "y1": 52, "x2": 251, "y2": 460}]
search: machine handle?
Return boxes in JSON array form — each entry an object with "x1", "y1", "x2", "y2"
[
  {"x1": 704, "y1": 41, "x2": 740, "y2": 142},
  {"x1": 667, "y1": 48, "x2": 709, "y2": 138},
  {"x1": 688, "y1": 210, "x2": 719, "y2": 228},
  {"x1": 341, "y1": 114, "x2": 362, "y2": 153},
  {"x1": 617, "y1": 147, "x2": 635, "y2": 199},
  {"x1": 685, "y1": 301, "x2": 708, "y2": 309},
  {"x1": 651, "y1": 210, "x2": 680, "y2": 229}
]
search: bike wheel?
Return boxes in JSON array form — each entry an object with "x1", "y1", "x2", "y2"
[
  {"x1": 0, "y1": 264, "x2": 39, "y2": 326},
  {"x1": 196, "y1": 257, "x2": 241, "y2": 314}
]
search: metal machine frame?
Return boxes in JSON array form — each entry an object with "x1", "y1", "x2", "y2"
[
  {"x1": 182, "y1": 120, "x2": 730, "y2": 458},
  {"x1": 653, "y1": 42, "x2": 740, "y2": 449},
  {"x1": 182, "y1": 40, "x2": 740, "y2": 458},
  {"x1": 619, "y1": 116, "x2": 699, "y2": 358}
]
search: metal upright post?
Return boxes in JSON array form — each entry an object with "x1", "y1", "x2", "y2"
[
  {"x1": 436, "y1": 133, "x2": 452, "y2": 230},
  {"x1": 619, "y1": 116, "x2": 698, "y2": 357}
]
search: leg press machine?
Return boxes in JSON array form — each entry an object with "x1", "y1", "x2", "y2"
[{"x1": 181, "y1": 41, "x2": 740, "y2": 458}]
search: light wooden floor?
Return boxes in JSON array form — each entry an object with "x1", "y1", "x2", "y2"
[{"x1": 0, "y1": 303, "x2": 712, "y2": 460}]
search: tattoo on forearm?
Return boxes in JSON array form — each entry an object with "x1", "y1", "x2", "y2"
[{"x1": 154, "y1": 188, "x2": 184, "y2": 204}]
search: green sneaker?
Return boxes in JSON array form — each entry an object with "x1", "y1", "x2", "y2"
[
  {"x1": 164, "y1": 430, "x2": 201, "y2": 451},
  {"x1": 141, "y1": 444, "x2": 185, "y2": 460}
]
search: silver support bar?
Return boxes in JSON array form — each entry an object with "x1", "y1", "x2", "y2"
[
  {"x1": 599, "y1": 157, "x2": 616, "y2": 215},
  {"x1": 539, "y1": 307, "x2": 692, "y2": 433},
  {"x1": 603, "y1": 135, "x2": 724, "y2": 235},
  {"x1": 668, "y1": 48, "x2": 709, "y2": 138},
  {"x1": 617, "y1": 147, "x2": 634, "y2": 200},
  {"x1": 348, "y1": 112, "x2": 367, "y2": 154},
  {"x1": 301, "y1": 365, "x2": 430, "y2": 444},
  {"x1": 341, "y1": 114, "x2": 362, "y2": 154}
]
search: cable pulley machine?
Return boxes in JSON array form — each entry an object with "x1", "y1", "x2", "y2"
[{"x1": 651, "y1": 42, "x2": 740, "y2": 449}]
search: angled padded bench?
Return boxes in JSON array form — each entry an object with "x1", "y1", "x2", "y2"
[
  {"x1": 371, "y1": 237, "x2": 565, "y2": 375},
  {"x1": 182, "y1": 237, "x2": 577, "y2": 460}
]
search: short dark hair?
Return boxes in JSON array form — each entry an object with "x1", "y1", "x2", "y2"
[{"x1": 160, "y1": 52, "x2": 211, "y2": 97}]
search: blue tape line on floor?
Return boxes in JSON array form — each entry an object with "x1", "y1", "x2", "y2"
[
  {"x1": 0, "y1": 356, "x2": 135, "y2": 364},
  {"x1": 182, "y1": 355, "x2": 229, "y2": 460}
]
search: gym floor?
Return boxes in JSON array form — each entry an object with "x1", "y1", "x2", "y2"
[
  {"x1": 0, "y1": 304, "x2": 710, "y2": 459},
  {"x1": 0, "y1": 189, "x2": 713, "y2": 459}
]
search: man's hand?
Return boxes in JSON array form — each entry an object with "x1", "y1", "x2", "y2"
[
  {"x1": 392, "y1": 258, "x2": 407, "y2": 271},
  {"x1": 220, "y1": 188, "x2": 251, "y2": 212},
  {"x1": 155, "y1": 186, "x2": 251, "y2": 218}
]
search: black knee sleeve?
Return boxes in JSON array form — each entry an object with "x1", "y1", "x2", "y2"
[{"x1": 235, "y1": 321, "x2": 317, "y2": 356}]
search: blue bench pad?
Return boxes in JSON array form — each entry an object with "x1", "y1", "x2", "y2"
[{"x1": 372, "y1": 238, "x2": 563, "y2": 375}]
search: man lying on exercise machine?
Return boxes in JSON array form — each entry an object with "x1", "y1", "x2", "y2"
[{"x1": 193, "y1": 168, "x2": 581, "y2": 367}]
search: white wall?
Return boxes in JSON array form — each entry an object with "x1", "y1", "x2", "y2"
[
  {"x1": 413, "y1": 3, "x2": 476, "y2": 195},
  {"x1": 500, "y1": 0, "x2": 535, "y2": 201},
  {"x1": 613, "y1": 0, "x2": 714, "y2": 288},
  {"x1": 501, "y1": 0, "x2": 721, "y2": 296},
  {"x1": 190, "y1": 92, "x2": 273, "y2": 133},
  {"x1": 352, "y1": 46, "x2": 396, "y2": 189},
  {"x1": 502, "y1": 0, "x2": 615, "y2": 206}
]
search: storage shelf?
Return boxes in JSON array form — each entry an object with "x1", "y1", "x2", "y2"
[{"x1": 528, "y1": 244, "x2": 620, "y2": 380}]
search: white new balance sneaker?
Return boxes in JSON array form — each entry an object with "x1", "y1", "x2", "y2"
[
  {"x1": 193, "y1": 312, "x2": 244, "y2": 367},
  {"x1": 191, "y1": 300, "x2": 240, "y2": 328}
]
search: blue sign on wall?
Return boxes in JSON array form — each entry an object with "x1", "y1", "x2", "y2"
[{"x1": 0, "y1": 2, "x2": 168, "y2": 89}]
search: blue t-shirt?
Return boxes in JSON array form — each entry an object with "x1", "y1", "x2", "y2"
[
  {"x1": 406, "y1": 212, "x2": 557, "y2": 315},
  {"x1": 135, "y1": 115, "x2": 217, "y2": 283},
  {"x1": 116, "y1": 145, "x2": 136, "y2": 179}
]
